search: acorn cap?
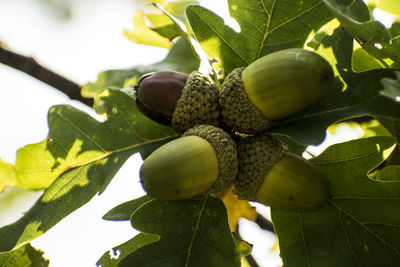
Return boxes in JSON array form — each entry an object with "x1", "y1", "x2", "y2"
[
  {"x1": 234, "y1": 134, "x2": 329, "y2": 212},
  {"x1": 219, "y1": 68, "x2": 271, "y2": 134},
  {"x1": 234, "y1": 134, "x2": 287, "y2": 201},
  {"x1": 183, "y1": 125, "x2": 238, "y2": 194},
  {"x1": 171, "y1": 72, "x2": 220, "y2": 133}
]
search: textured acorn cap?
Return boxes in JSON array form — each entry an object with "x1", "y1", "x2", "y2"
[
  {"x1": 219, "y1": 68, "x2": 271, "y2": 134},
  {"x1": 233, "y1": 134, "x2": 288, "y2": 201},
  {"x1": 183, "y1": 125, "x2": 238, "y2": 194},
  {"x1": 171, "y1": 72, "x2": 220, "y2": 133}
]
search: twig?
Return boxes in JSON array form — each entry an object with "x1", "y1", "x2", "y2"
[
  {"x1": 0, "y1": 45, "x2": 93, "y2": 107},
  {"x1": 255, "y1": 213, "x2": 275, "y2": 233}
]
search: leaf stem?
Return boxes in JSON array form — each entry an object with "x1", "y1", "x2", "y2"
[{"x1": 0, "y1": 45, "x2": 93, "y2": 107}]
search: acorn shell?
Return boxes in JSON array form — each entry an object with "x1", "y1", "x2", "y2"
[
  {"x1": 242, "y1": 48, "x2": 334, "y2": 120},
  {"x1": 234, "y1": 134, "x2": 329, "y2": 212},
  {"x1": 140, "y1": 125, "x2": 238, "y2": 200},
  {"x1": 140, "y1": 135, "x2": 219, "y2": 200}
]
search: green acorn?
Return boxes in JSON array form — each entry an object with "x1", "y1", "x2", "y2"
[
  {"x1": 140, "y1": 125, "x2": 238, "y2": 200},
  {"x1": 234, "y1": 134, "x2": 329, "y2": 212},
  {"x1": 220, "y1": 48, "x2": 334, "y2": 134},
  {"x1": 135, "y1": 71, "x2": 220, "y2": 133}
]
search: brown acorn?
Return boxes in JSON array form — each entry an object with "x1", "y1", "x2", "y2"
[{"x1": 135, "y1": 71, "x2": 220, "y2": 133}]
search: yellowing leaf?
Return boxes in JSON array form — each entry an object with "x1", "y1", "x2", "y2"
[
  {"x1": 124, "y1": 10, "x2": 171, "y2": 48},
  {"x1": 0, "y1": 158, "x2": 17, "y2": 193},
  {"x1": 218, "y1": 187, "x2": 257, "y2": 231}
]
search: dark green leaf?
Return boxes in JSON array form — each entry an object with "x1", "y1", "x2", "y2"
[
  {"x1": 323, "y1": 0, "x2": 400, "y2": 65},
  {"x1": 272, "y1": 136, "x2": 400, "y2": 267},
  {"x1": 270, "y1": 27, "x2": 400, "y2": 145},
  {"x1": 82, "y1": 37, "x2": 200, "y2": 97},
  {"x1": 103, "y1": 195, "x2": 154, "y2": 221},
  {"x1": 0, "y1": 243, "x2": 49, "y2": 267},
  {"x1": 380, "y1": 71, "x2": 400, "y2": 102},
  {"x1": 96, "y1": 233, "x2": 160, "y2": 267},
  {"x1": 186, "y1": 0, "x2": 333, "y2": 76},
  {"x1": 119, "y1": 196, "x2": 241, "y2": 267}
]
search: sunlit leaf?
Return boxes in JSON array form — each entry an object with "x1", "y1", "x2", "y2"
[
  {"x1": 272, "y1": 136, "x2": 400, "y2": 266},
  {"x1": 0, "y1": 89, "x2": 176, "y2": 251},
  {"x1": 0, "y1": 243, "x2": 49, "y2": 267},
  {"x1": 323, "y1": 0, "x2": 400, "y2": 65},
  {"x1": 218, "y1": 187, "x2": 257, "y2": 231},
  {"x1": 119, "y1": 196, "x2": 242, "y2": 266},
  {"x1": 96, "y1": 233, "x2": 160, "y2": 267},
  {"x1": 186, "y1": 0, "x2": 334, "y2": 77},
  {"x1": 124, "y1": 10, "x2": 172, "y2": 48},
  {"x1": 377, "y1": 0, "x2": 400, "y2": 17},
  {"x1": 0, "y1": 159, "x2": 17, "y2": 193}
]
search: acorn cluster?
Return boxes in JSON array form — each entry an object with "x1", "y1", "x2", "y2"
[{"x1": 135, "y1": 48, "x2": 333, "y2": 212}]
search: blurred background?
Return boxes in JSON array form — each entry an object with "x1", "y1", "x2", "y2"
[{"x1": 0, "y1": 0, "x2": 396, "y2": 266}]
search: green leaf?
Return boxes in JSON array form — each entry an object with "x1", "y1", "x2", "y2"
[
  {"x1": 323, "y1": 0, "x2": 400, "y2": 65},
  {"x1": 103, "y1": 195, "x2": 154, "y2": 221},
  {"x1": 96, "y1": 233, "x2": 160, "y2": 267},
  {"x1": 0, "y1": 89, "x2": 177, "y2": 251},
  {"x1": 272, "y1": 136, "x2": 400, "y2": 267},
  {"x1": 376, "y1": 165, "x2": 400, "y2": 181},
  {"x1": 380, "y1": 71, "x2": 400, "y2": 102},
  {"x1": 123, "y1": 0, "x2": 197, "y2": 47},
  {"x1": 270, "y1": 26, "x2": 400, "y2": 145},
  {"x1": 81, "y1": 37, "x2": 200, "y2": 98},
  {"x1": 119, "y1": 196, "x2": 241, "y2": 267},
  {"x1": 0, "y1": 89, "x2": 175, "y2": 191},
  {"x1": 0, "y1": 159, "x2": 17, "y2": 193},
  {"x1": 0, "y1": 243, "x2": 49, "y2": 267},
  {"x1": 186, "y1": 0, "x2": 333, "y2": 77},
  {"x1": 124, "y1": 10, "x2": 172, "y2": 48},
  {"x1": 377, "y1": 0, "x2": 400, "y2": 17}
]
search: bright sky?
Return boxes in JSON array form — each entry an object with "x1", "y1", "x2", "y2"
[{"x1": 0, "y1": 1, "x2": 280, "y2": 266}]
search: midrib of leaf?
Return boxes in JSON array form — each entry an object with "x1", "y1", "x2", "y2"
[
  {"x1": 337, "y1": 209, "x2": 362, "y2": 267},
  {"x1": 185, "y1": 195, "x2": 208, "y2": 267},
  {"x1": 299, "y1": 214, "x2": 312, "y2": 267},
  {"x1": 55, "y1": 110, "x2": 106, "y2": 152},
  {"x1": 188, "y1": 9, "x2": 249, "y2": 65},
  {"x1": 256, "y1": 0, "x2": 276, "y2": 58},
  {"x1": 330, "y1": 200, "x2": 400, "y2": 260},
  {"x1": 106, "y1": 97, "x2": 147, "y2": 142},
  {"x1": 256, "y1": 0, "x2": 324, "y2": 59}
]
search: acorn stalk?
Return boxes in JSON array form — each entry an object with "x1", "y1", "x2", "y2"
[
  {"x1": 234, "y1": 134, "x2": 329, "y2": 212},
  {"x1": 135, "y1": 71, "x2": 220, "y2": 133},
  {"x1": 220, "y1": 48, "x2": 334, "y2": 134},
  {"x1": 140, "y1": 125, "x2": 238, "y2": 200}
]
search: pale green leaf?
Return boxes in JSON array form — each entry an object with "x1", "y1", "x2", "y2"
[{"x1": 0, "y1": 243, "x2": 49, "y2": 267}]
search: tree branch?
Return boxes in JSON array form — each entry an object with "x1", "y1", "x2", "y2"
[
  {"x1": 255, "y1": 213, "x2": 275, "y2": 233},
  {"x1": 0, "y1": 45, "x2": 93, "y2": 107}
]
